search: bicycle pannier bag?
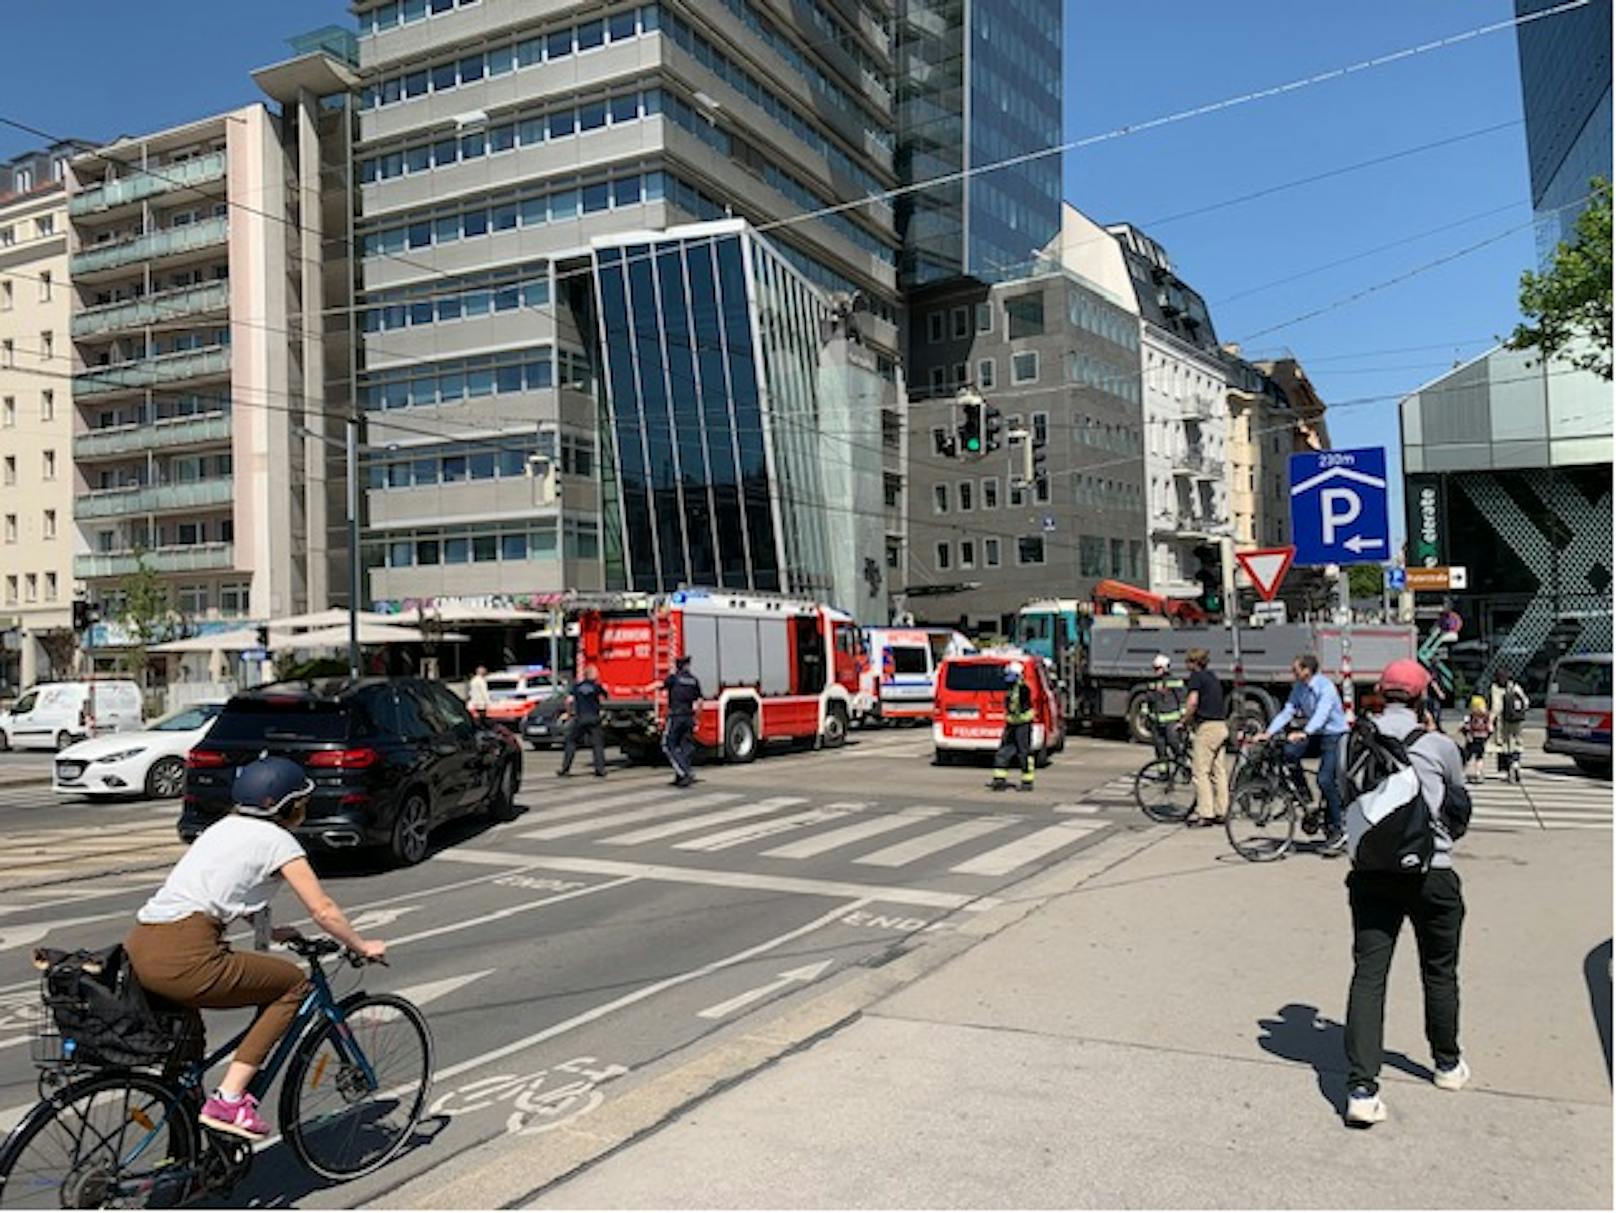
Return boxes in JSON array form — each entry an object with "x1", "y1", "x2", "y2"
[{"x1": 36, "y1": 944, "x2": 175, "y2": 1068}]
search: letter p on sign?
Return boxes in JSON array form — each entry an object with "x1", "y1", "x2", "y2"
[{"x1": 1320, "y1": 488, "x2": 1361, "y2": 545}]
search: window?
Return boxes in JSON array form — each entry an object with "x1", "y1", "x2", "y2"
[
  {"x1": 41, "y1": 450, "x2": 54, "y2": 480},
  {"x1": 1, "y1": 398, "x2": 11, "y2": 427},
  {"x1": 931, "y1": 427, "x2": 949, "y2": 455},
  {"x1": 2, "y1": 456, "x2": 11, "y2": 486},
  {"x1": 935, "y1": 541, "x2": 951, "y2": 571},
  {"x1": 985, "y1": 538, "x2": 1001, "y2": 568},
  {"x1": 3, "y1": 515, "x2": 14, "y2": 542},
  {"x1": 1035, "y1": 477, "x2": 1050, "y2": 504},
  {"x1": 927, "y1": 312, "x2": 944, "y2": 343},
  {"x1": 40, "y1": 390, "x2": 52, "y2": 422},
  {"x1": 1031, "y1": 411, "x2": 1048, "y2": 444},
  {"x1": 1079, "y1": 535, "x2": 1104, "y2": 576},
  {"x1": 1006, "y1": 291, "x2": 1044, "y2": 338},
  {"x1": 952, "y1": 307, "x2": 968, "y2": 339},
  {"x1": 1017, "y1": 537, "x2": 1046, "y2": 566},
  {"x1": 38, "y1": 270, "x2": 51, "y2": 302},
  {"x1": 933, "y1": 483, "x2": 948, "y2": 514},
  {"x1": 959, "y1": 540, "x2": 976, "y2": 569},
  {"x1": 178, "y1": 585, "x2": 208, "y2": 616},
  {"x1": 44, "y1": 572, "x2": 56, "y2": 601},
  {"x1": 42, "y1": 509, "x2": 55, "y2": 539},
  {"x1": 2, "y1": 576, "x2": 13, "y2": 605},
  {"x1": 220, "y1": 583, "x2": 250, "y2": 616},
  {"x1": 1009, "y1": 479, "x2": 1025, "y2": 507},
  {"x1": 1, "y1": 280, "x2": 10, "y2": 310},
  {"x1": 35, "y1": 214, "x2": 53, "y2": 237},
  {"x1": 1011, "y1": 352, "x2": 1039, "y2": 385},
  {"x1": 0, "y1": 227, "x2": 11, "y2": 247},
  {"x1": 958, "y1": 481, "x2": 973, "y2": 511},
  {"x1": 977, "y1": 358, "x2": 995, "y2": 389},
  {"x1": 24, "y1": 574, "x2": 36, "y2": 602},
  {"x1": 2, "y1": 340, "x2": 12, "y2": 368},
  {"x1": 928, "y1": 366, "x2": 945, "y2": 394},
  {"x1": 1110, "y1": 538, "x2": 1126, "y2": 577},
  {"x1": 976, "y1": 301, "x2": 993, "y2": 333},
  {"x1": 982, "y1": 477, "x2": 999, "y2": 509},
  {"x1": 39, "y1": 331, "x2": 51, "y2": 362}
]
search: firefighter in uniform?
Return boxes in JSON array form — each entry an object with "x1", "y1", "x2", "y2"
[
  {"x1": 1146, "y1": 653, "x2": 1186, "y2": 759},
  {"x1": 992, "y1": 661, "x2": 1037, "y2": 793},
  {"x1": 662, "y1": 655, "x2": 704, "y2": 787}
]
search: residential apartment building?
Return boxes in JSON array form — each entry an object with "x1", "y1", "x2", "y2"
[
  {"x1": 352, "y1": 0, "x2": 905, "y2": 618},
  {"x1": 1220, "y1": 353, "x2": 1330, "y2": 550},
  {"x1": 67, "y1": 44, "x2": 356, "y2": 650},
  {"x1": 0, "y1": 145, "x2": 78, "y2": 692}
]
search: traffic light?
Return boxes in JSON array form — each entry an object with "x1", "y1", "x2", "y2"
[
  {"x1": 72, "y1": 599, "x2": 94, "y2": 633},
  {"x1": 1022, "y1": 430, "x2": 1048, "y2": 484},
  {"x1": 958, "y1": 400, "x2": 984, "y2": 455},
  {"x1": 984, "y1": 405, "x2": 1004, "y2": 452},
  {"x1": 1194, "y1": 547, "x2": 1223, "y2": 615},
  {"x1": 256, "y1": 625, "x2": 270, "y2": 648}
]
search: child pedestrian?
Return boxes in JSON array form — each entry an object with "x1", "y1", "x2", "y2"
[{"x1": 1460, "y1": 695, "x2": 1491, "y2": 783}]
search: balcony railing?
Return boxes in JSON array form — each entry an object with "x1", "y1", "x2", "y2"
[
  {"x1": 72, "y1": 281, "x2": 229, "y2": 339},
  {"x1": 76, "y1": 477, "x2": 234, "y2": 520},
  {"x1": 1177, "y1": 398, "x2": 1216, "y2": 422},
  {"x1": 74, "y1": 345, "x2": 230, "y2": 397},
  {"x1": 70, "y1": 217, "x2": 229, "y2": 277},
  {"x1": 1172, "y1": 447, "x2": 1213, "y2": 477},
  {"x1": 74, "y1": 412, "x2": 231, "y2": 460},
  {"x1": 70, "y1": 152, "x2": 227, "y2": 217},
  {"x1": 74, "y1": 542, "x2": 235, "y2": 579}
]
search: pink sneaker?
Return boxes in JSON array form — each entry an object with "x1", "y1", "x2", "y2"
[{"x1": 198, "y1": 1092, "x2": 269, "y2": 1141}]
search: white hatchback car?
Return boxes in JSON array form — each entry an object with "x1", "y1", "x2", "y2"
[{"x1": 52, "y1": 702, "x2": 227, "y2": 800}]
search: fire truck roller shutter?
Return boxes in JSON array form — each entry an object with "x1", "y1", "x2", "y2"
[
  {"x1": 718, "y1": 616, "x2": 764, "y2": 687},
  {"x1": 758, "y1": 618, "x2": 791, "y2": 695},
  {"x1": 683, "y1": 614, "x2": 721, "y2": 687}
]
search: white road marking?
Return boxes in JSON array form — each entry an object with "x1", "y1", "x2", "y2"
[
  {"x1": 854, "y1": 818, "x2": 1015, "y2": 868},
  {"x1": 521, "y1": 787, "x2": 687, "y2": 825},
  {"x1": 349, "y1": 905, "x2": 421, "y2": 932},
  {"x1": 1051, "y1": 802, "x2": 1103, "y2": 814},
  {"x1": 0, "y1": 910, "x2": 129, "y2": 953},
  {"x1": 674, "y1": 807, "x2": 854, "y2": 852},
  {"x1": 431, "y1": 898, "x2": 869, "y2": 1082},
  {"x1": 948, "y1": 823, "x2": 1105, "y2": 876},
  {"x1": 390, "y1": 969, "x2": 496, "y2": 1010},
  {"x1": 758, "y1": 807, "x2": 945, "y2": 859},
  {"x1": 388, "y1": 877, "x2": 639, "y2": 947},
  {"x1": 695, "y1": 960, "x2": 835, "y2": 1020},
  {"x1": 434, "y1": 851, "x2": 1000, "y2": 910},
  {"x1": 601, "y1": 798, "x2": 807, "y2": 846},
  {"x1": 521, "y1": 793, "x2": 741, "y2": 841}
]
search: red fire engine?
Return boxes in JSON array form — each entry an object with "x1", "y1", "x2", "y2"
[{"x1": 572, "y1": 589, "x2": 870, "y2": 763}]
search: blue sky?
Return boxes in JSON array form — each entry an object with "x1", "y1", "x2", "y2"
[{"x1": 0, "y1": 1, "x2": 1546, "y2": 545}]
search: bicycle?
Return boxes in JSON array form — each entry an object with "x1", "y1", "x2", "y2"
[
  {"x1": 0, "y1": 936, "x2": 432, "y2": 1208},
  {"x1": 1133, "y1": 728, "x2": 1197, "y2": 824},
  {"x1": 1224, "y1": 731, "x2": 1328, "y2": 862}
]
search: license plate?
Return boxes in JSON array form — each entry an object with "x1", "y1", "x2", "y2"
[
  {"x1": 56, "y1": 762, "x2": 84, "y2": 780},
  {"x1": 947, "y1": 708, "x2": 979, "y2": 719}
]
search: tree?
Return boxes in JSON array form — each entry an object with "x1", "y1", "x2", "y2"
[
  {"x1": 1507, "y1": 176, "x2": 1612, "y2": 380},
  {"x1": 117, "y1": 555, "x2": 178, "y2": 687},
  {"x1": 34, "y1": 629, "x2": 80, "y2": 679},
  {"x1": 1347, "y1": 565, "x2": 1384, "y2": 600}
]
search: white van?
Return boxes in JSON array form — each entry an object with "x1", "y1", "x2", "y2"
[
  {"x1": 0, "y1": 681, "x2": 144, "y2": 751},
  {"x1": 862, "y1": 628, "x2": 977, "y2": 722}
]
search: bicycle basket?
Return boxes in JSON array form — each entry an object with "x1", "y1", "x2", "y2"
[{"x1": 33, "y1": 944, "x2": 188, "y2": 1070}]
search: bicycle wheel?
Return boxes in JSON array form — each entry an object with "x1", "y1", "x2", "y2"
[
  {"x1": 0, "y1": 1071, "x2": 194, "y2": 1209},
  {"x1": 280, "y1": 993, "x2": 433, "y2": 1181},
  {"x1": 1225, "y1": 774, "x2": 1298, "y2": 862},
  {"x1": 1133, "y1": 757, "x2": 1196, "y2": 823}
]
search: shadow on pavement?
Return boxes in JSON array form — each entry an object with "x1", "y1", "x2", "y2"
[
  {"x1": 212, "y1": 1113, "x2": 450, "y2": 1208},
  {"x1": 1256, "y1": 1002, "x2": 1428, "y2": 1114},
  {"x1": 1587, "y1": 938, "x2": 1612, "y2": 1083}
]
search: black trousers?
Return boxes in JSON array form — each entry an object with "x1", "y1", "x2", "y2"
[
  {"x1": 993, "y1": 722, "x2": 1034, "y2": 784},
  {"x1": 1345, "y1": 868, "x2": 1465, "y2": 1094},
  {"x1": 560, "y1": 719, "x2": 605, "y2": 775},
  {"x1": 663, "y1": 715, "x2": 696, "y2": 779}
]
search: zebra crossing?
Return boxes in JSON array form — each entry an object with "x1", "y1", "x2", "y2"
[
  {"x1": 0, "y1": 818, "x2": 182, "y2": 890},
  {"x1": 514, "y1": 784, "x2": 1110, "y2": 880}
]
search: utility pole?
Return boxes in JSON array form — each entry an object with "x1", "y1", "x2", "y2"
[{"x1": 346, "y1": 416, "x2": 361, "y2": 680}]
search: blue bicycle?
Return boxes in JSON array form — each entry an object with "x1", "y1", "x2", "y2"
[{"x1": 0, "y1": 937, "x2": 432, "y2": 1207}]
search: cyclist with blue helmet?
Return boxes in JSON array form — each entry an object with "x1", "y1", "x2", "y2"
[{"x1": 123, "y1": 757, "x2": 386, "y2": 1141}]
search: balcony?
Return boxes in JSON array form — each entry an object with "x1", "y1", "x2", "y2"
[
  {"x1": 1171, "y1": 447, "x2": 1218, "y2": 480},
  {"x1": 74, "y1": 345, "x2": 230, "y2": 399},
  {"x1": 1177, "y1": 397, "x2": 1216, "y2": 422},
  {"x1": 72, "y1": 281, "x2": 229, "y2": 339},
  {"x1": 70, "y1": 217, "x2": 229, "y2": 278},
  {"x1": 70, "y1": 152, "x2": 227, "y2": 218},
  {"x1": 76, "y1": 477, "x2": 234, "y2": 520},
  {"x1": 74, "y1": 412, "x2": 232, "y2": 461},
  {"x1": 74, "y1": 542, "x2": 234, "y2": 579}
]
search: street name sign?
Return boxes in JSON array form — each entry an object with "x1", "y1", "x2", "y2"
[
  {"x1": 1289, "y1": 447, "x2": 1390, "y2": 566},
  {"x1": 1235, "y1": 547, "x2": 1295, "y2": 602},
  {"x1": 1406, "y1": 565, "x2": 1467, "y2": 592}
]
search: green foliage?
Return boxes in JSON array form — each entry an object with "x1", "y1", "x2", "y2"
[
  {"x1": 1508, "y1": 177, "x2": 1612, "y2": 380},
  {"x1": 116, "y1": 554, "x2": 180, "y2": 684},
  {"x1": 1347, "y1": 565, "x2": 1385, "y2": 599}
]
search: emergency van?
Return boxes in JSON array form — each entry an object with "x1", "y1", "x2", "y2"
[
  {"x1": 931, "y1": 650, "x2": 1065, "y2": 766},
  {"x1": 863, "y1": 627, "x2": 976, "y2": 722}
]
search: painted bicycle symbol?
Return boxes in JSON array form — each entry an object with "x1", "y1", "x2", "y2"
[{"x1": 428, "y1": 1056, "x2": 629, "y2": 1137}]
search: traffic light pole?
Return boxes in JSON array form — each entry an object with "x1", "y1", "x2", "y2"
[{"x1": 347, "y1": 416, "x2": 362, "y2": 681}]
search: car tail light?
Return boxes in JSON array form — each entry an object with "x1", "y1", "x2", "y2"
[
  {"x1": 186, "y1": 750, "x2": 228, "y2": 769},
  {"x1": 307, "y1": 747, "x2": 381, "y2": 770}
]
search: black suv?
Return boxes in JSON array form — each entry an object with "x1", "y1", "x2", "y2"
[{"x1": 181, "y1": 677, "x2": 523, "y2": 866}]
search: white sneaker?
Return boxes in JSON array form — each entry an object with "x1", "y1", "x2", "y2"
[
  {"x1": 1345, "y1": 1087, "x2": 1387, "y2": 1126},
  {"x1": 1433, "y1": 1057, "x2": 1470, "y2": 1091}
]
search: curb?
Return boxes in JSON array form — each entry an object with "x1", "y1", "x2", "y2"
[{"x1": 384, "y1": 823, "x2": 1170, "y2": 1210}]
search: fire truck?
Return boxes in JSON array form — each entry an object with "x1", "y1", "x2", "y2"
[{"x1": 572, "y1": 589, "x2": 870, "y2": 763}]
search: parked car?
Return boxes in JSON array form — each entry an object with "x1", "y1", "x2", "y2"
[
  {"x1": 932, "y1": 650, "x2": 1066, "y2": 766},
  {"x1": 0, "y1": 681, "x2": 144, "y2": 752},
  {"x1": 53, "y1": 701, "x2": 226, "y2": 800},
  {"x1": 1544, "y1": 652, "x2": 1612, "y2": 777},
  {"x1": 181, "y1": 677, "x2": 523, "y2": 866},
  {"x1": 477, "y1": 667, "x2": 568, "y2": 726},
  {"x1": 520, "y1": 687, "x2": 572, "y2": 750}
]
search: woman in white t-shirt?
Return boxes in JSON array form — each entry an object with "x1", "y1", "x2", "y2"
[{"x1": 124, "y1": 757, "x2": 386, "y2": 1142}]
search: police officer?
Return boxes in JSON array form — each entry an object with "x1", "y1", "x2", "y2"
[
  {"x1": 557, "y1": 664, "x2": 607, "y2": 778},
  {"x1": 1146, "y1": 653, "x2": 1186, "y2": 759},
  {"x1": 991, "y1": 661, "x2": 1037, "y2": 793},
  {"x1": 662, "y1": 655, "x2": 704, "y2": 787}
]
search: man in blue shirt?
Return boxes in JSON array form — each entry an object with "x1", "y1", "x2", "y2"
[{"x1": 1259, "y1": 653, "x2": 1350, "y2": 855}]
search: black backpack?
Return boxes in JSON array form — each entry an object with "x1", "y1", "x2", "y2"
[
  {"x1": 1501, "y1": 682, "x2": 1529, "y2": 724},
  {"x1": 1342, "y1": 721, "x2": 1439, "y2": 873},
  {"x1": 35, "y1": 945, "x2": 179, "y2": 1069}
]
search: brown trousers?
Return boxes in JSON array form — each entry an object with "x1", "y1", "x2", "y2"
[
  {"x1": 125, "y1": 913, "x2": 309, "y2": 1067},
  {"x1": 1190, "y1": 719, "x2": 1231, "y2": 821}
]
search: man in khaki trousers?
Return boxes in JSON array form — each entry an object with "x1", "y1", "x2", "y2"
[{"x1": 1182, "y1": 648, "x2": 1231, "y2": 826}]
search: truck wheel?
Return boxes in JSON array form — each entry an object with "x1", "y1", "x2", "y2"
[
  {"x1": 821, "y1": 705, "x2": 848, "y2": 749},
  {"x1": 1125, "y1": 693, "x2": 1155, "y2": 745},
  {"x1": 1236, "y1": 689, "x2": 1277, "y2": 736},
  {"x1": 723, "y1": 711, "x2": 758, "y2": 763}
]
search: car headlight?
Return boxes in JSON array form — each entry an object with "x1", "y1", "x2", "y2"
[{"x1": 94, "y1": 748, "x2": 146, "y2": 764}]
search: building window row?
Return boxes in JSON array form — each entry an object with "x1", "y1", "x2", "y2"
[
  {"x1": 1075, "y1": 417, "x2": 1141, "y2": 454},
  {"x1": 366, "y1": 433, "x2": 593, "y2": 492},
  {"x1": 1079, "y1": 535, "x2": 1146, "y2": 582},
  {"x1": 1074, "y1": 475, "x2": 1142, "y2": 511},
  {"x1": 1067, "y1": 352, "x2": 1141, "y2": 404},
  {"x1": 361, "y1": 264, "x2": 550, "y2": 333},
  {"x1": 360, "y1": 0, "x2": 478, "y2": 36},
  {"x1": 377, "y1": 519, "x2": 598, "y2": 567},
  {"x1": 358, "y1": 344, "x2": 566, "y2": 411},
  {"x1": 1068, "y1": 288, "x2": 1139, "y2": 351},
  {"x1": 933, "y1": 537, "x2": 1004, "y2": 572},
  {"x1": 0, "y1": 573, "x2": 57, "y2": 604},
  {"x1": 92, "y1": 517, "x2": 233, "y2": 552},
  {"x1": 92, "y1": 453, "x2": 232, "y2": 492}
]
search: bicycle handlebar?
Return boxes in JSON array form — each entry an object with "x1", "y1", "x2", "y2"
[{"x1": 281, "y1": 934, "x2": 387, "y2": 968}]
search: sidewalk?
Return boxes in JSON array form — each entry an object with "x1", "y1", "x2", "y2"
[{"x1": 531, "y1": 824, "x2": 1612, "y2": 1209}]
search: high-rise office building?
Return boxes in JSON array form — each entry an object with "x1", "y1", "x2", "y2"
[
  {"x1": 352, "y1": 0, "x2": 904, "y2": 618},
  {"x1": 1515, "y1": 0, "x2": 1613, "y2": 262},
  {"x1": 895, "y1": 0, "x2": 1063, "y2": 288}
]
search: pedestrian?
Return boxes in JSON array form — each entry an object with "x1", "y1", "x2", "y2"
[
  {"x1": 1181, "y1": 648, "x2": 1230, "y2": 827},
  {"x1": 1489, "y1": 668, "x2": 1529, "y2": 783},
  {"x1": 1145, "y1": 653, "x2": 1186, "y2": 760},
  {"x1": 1424, "y1": 679, "x2": 1447, "y2": 732},
  {"x1": 467, "y1": 665, "x2": 491, "y2": 723},
  {"x1": 662, "y1": 655, "x2": 703, "y2": 787},
  {"x1": 1258, "y1": 654, "x2": 1350, "y2": 855},
  {"x1": 991, "y1": 660, "x2": 1036, "y2": 793},
  {"x1": 1342, "y1": 659, "x2": 1471, "y2": 1127},
  {"x1": 1459, "y1": 695, "x2": 1491, "y2": 783},
  {"x1": 557, "y1": 664, "x2": 607, "y2": 778}
]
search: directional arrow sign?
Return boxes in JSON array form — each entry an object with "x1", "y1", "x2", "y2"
[
  {"x1": 1235, "y1": 547, "x2": 1295, "y2": 602},
  {"x1": 1289, "y1": 448, "x2": 1390, "y2": 567},
  {"x1": 696, "y1": 960, "x2": 835, "y2": 1021}
]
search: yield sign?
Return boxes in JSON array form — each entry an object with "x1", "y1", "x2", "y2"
[{"x1": 1236, "y1": 547, "x2": 1295, "y2": 602}]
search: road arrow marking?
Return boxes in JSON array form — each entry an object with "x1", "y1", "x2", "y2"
[
  {"x1": 696, "y1": 960, "x2": 834, "y2": 1020},
  {"x1": 0, "y1": 911, "x2": 128, "y2": 953},
  {"x1": 350, "y1": 905, "x2": 420, "y2": 932},
  {"x1": 1342, "y1": 535, "x2": 1385, "y2": 553},
  {"x1": 390, "y1": 969, "x2": 495, "y2": 1010}
]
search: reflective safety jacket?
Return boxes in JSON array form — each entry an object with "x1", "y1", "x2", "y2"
[
  {"x1": 1005, "y1": 680, "x2": 1035, "y2": 726},
  {"x1": 1148, "y1": 676, "x2": 1186, "y2": 725}
]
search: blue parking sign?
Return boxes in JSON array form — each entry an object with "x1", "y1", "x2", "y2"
[{"x1": 1289, "y1": 447, "x2": 1390, "y2": 566}]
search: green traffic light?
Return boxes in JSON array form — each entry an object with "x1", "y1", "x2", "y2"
[{"x1": 965, "y1": 438, "x2": 982, "y2": 452}]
